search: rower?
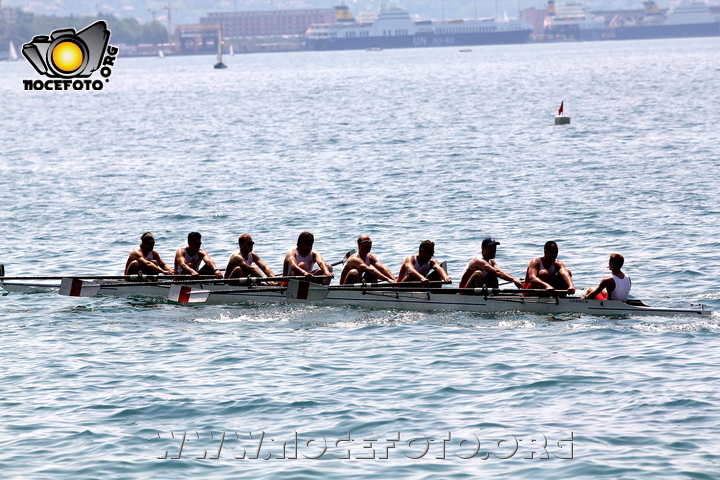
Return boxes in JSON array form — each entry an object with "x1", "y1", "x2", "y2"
[
  {"x1": 340, "y1": 235, "x2": 395, "y2": 284},
  {"x1": 583, "y1": 253, "x2": 631, "y2": 302},
  {"x1": 522, "y1": 241, "x2": 575, "y2": 295},
  {"x1": 459, "y1": 238, "x2": 522, "y2": 289},
  {"x1": 225, "y1": 234, "x2": 276, "y2": 281},
  {"x1": 174, "y1": 232, "x2": 223, "y2": 279},
  {"x1": 124, "y1": 232, "x2": 173, "y2": 275},
  {"x1": 283, "y1": 231, "x2": 334, "y2": 285},
  {"x1": 397, "y1": 240, "x2": 452, "y2": 287}
]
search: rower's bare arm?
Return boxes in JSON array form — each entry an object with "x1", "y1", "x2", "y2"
[
  {"x1": 175, "y1": 249, "x2": 197, "y2": 275},
  {"x1": 148, "y1": 250, "x2": 172, "y2": 274},
  {"x1": 403, "y1": 256, "x2": 425, "y2": 282},
  {"x1": 584, "y1": 276, "x2": 612, "y2": 299},
  {"x1": 223, "y1": 255, "x2": 240, "y2": 279},
  {"x1": 495, "y1": 266, "x2": 522, "y2": 288},
  {"x1": 432, "y1": 259, "x2": 452, "y2": 283},
  {"x1": 373, "y1": 260, "x2": 396, "y2": 282},
  {"x1": 286, "y1": 251, "x2": 312, "y2": 277},
  {"x1": 154, "y1": 252, "x2": 171, "y2": 273},
  {"x1": 527, "y1": 259, "x2": 552, "y2": 290},
  {"x1": 558, "y1": 262, "x2": 575, "y2": 294},
  {"x1": 254, "y1": 256, "x2": 275, "y2": 277},
  {"x1": 200, "y1": 251, "x2": 223, "y2": 278},
  {"x1": 314, "y1": 251, "x2": 334, "y2": 277}
]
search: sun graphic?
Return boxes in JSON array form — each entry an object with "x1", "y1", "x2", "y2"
[{"x1": 51, "y1": 41, "x2": 84, "y2": 73}]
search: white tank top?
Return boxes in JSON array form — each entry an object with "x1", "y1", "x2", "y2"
[
  {"x1": 284, "y1": 249, "x2": 314, "y2": 275},
  {"x1": 398, "y1": 255, "x2": 431, "y2": 281},
  {"x1": 537, "y1": 257, "x2": 556, "y2": 275},
  {"x1": 241, "y1": 250, "x2": 255, "y2": 266},
  {"x1": 610, "y1": 273, "x2": 631, "y2": 302},
  {"x1": 175, "y1": 249, "x2": 201, "y2": 273},
  {"x1": 358, "y1": 254, "x2": 372, "y2": 279}
]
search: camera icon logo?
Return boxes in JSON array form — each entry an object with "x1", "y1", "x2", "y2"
[{"x1": 22, "y1": 21, "x2": 110, "y2": 78}]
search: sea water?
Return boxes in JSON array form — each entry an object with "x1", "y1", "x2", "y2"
[{"x1": 1, "y1": 37, "x2": 719, "y2": 478}]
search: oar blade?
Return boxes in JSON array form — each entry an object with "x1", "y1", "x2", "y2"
[
  {"x1": 59, "y1": 278, "x2": 101, "y2": 297},
  {"x1": 168, "y1": 284, "x2": 211, "y2": 303},
  {"x1": 330, "y1": 249, "x2": 356, "y2": 267},
  {"x1": 286, "y1": 280, "x2": 328, "y2": 301}
]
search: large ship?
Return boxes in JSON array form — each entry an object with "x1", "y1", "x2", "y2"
[
  {"x1": 543, "y1": 1, "x2": 608, "y2": 41},
  {"x1": 305, "y1": 5, "x2": 533, "y2": 51},
  {"x1": 612, "y1": 1, "x2": 720, "y2": 40}
]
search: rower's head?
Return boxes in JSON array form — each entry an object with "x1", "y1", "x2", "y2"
[
  {"x1": 481, "y1": 237, "x2": 499, "y2": 260},
  {"x1": 140, "y1": 232, "x2": 155, "y2": 253},
  {"x1": 609, "y1": 253, "x2": 624, "y2": 271},
  {"x1": 238, "y1": 234, "x2": 254, "y2": 253},
  {"x1": 543, "y1": 241, "x2": 559, "y2": 262},
  {"x1": 297, "y1": 231, "x2": 314, "y2": 255},
  {"x1": 187, "y1": 232, "x2": 202, "y2": 253},
  {"x1": 357, "y1": 235, "x2": 372, "y2": 254},
  {"x1": 418, "y1": 240, "x2": 435, "y2": 262}
]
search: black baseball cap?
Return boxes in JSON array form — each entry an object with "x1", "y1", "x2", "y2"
[{"x1": 482, "y1": 238, "x2": 500, "y2": 247}]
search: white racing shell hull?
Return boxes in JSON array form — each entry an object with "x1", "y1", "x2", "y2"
[{"x1": 1, "y1": 280, "x2": 711, "y2": 317}]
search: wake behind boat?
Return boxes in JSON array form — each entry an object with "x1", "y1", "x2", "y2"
[
  {"x1": 305, "y1": 5, "x2": 533, "y2": 51},
  {"x1": 0, "y1": 273, "x2": 710, "y2": 317}
]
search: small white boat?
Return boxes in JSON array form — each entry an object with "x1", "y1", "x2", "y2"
[
  {"x1": 158, "y1": 49, "x2": 164, "y2": 59},
  {"x1": 9, "y1": 40, "x2": 18, "y2": 61}
]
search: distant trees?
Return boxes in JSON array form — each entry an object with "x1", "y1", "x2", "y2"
[{"x1": 0, "y1": 9, "x2": 168, "y2": 49}]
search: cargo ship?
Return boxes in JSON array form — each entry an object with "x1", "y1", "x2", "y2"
[
  {"x1": 305, "y1": 5, "x2": 533, "y2": 51},
  {"x1": 612, "y1": 1, "x2": 720, "y2": 40}
]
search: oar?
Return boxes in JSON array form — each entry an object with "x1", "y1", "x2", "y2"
[
  {"x1": 168, "y1": 284, "x2": 288, "y2": 303},
  {"x1": 323, "y1": 284, "x2": 569, "y2": 296},
  {"x1": 332, "y1": 280, "x2": 451, "y2": 289},
  {"x1": 169, "y1": 279, "x2": 330, "y2": 304},
  {"x1": 58, "y1": 275, "x2": 332, "y2": 297},
  {"x1": 330, "y1": 249, "x2": 355, "y2": 267},
  {"x1": 3, "y1": 273, "x2": 221, "y2": 281}
]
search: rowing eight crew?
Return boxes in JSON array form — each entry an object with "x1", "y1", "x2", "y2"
[{"x1": 125, "y1": 233, "x2": 631, "y2": 302}]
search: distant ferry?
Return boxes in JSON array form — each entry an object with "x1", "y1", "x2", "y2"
[
  {"x1": 544, "y1": 1, "x2": 607, "y2": 41},
  {"x1": 305, "y1": 5, "x2": 533, "y2": 51},
  {"x1": 613, "y1": 1, "x2": 720, "y2": 40}
]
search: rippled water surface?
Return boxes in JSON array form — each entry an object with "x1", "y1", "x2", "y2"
[{"x1": 1, "y1": 37, "x2": 720, "y2": 478}]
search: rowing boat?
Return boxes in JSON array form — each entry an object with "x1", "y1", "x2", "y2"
[{"x1": 0, "y1": 277, "x2": 711, "y2": 317}]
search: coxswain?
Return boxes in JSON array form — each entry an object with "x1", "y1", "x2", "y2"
[
  {"x1": 523, "y1": 241, "x2": 575, "y2": 294},
  {"x1": 583, "y1": 253, "x2": 631, "y2": 302},
  {"x1": 397, "y1": 240, "x2": 452, "y2": 287},
  {"x1": 459, "y1": 238, "x2": 522, "y2": 289},
  {"x1": 340, "y1": 235, "x2": 396, "y2": 284},
  {"x1": 124, "y1": 232, "x2": 173, "y2": 276},
  {"x1": 225, "y1": 234, "x2": 276, "y2": 280},
  {"x1": 283, "y1": 231, "x2": 334, "y2": 285},
  {"x1": 174, "y1": 232, "x2": 223, "y2": 278}
]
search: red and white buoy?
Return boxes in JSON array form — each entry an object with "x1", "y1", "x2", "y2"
[{"x1": 555, "y1": 100, "x2": 570, "y2": 125}]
